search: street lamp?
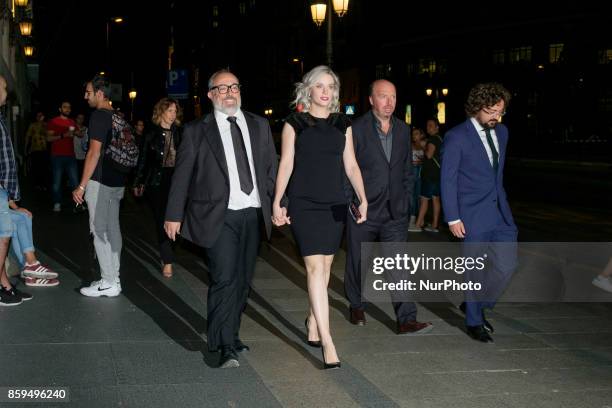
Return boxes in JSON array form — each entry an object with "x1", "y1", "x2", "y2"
[
  {"x1": 24, "y1": 45, "x2": 34, "y2": 57},
  {"x1": 292, "y1": 57, "x2": 304, "y2": 77},
  {"x1": 19, "y1": 20, "x2": 32, "y2": 36},
  {"x1": 106, "y1": 16, "x2": 124, "y2": 71},
  {"x1": 310, "y1": 0, "x2": 350, "y2": 67},
  {"x1": 128, "y1": 89, "x2": 137, "y2": 122}
]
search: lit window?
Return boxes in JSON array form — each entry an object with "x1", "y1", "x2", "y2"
[
  {"x1": 406, "y1": 63, "x2": 416, "y2": 76},
  {"x1": 212, "y1": 5, "x2": 219, "y2": 16},
  {"x1": 549, "y1": 43, "x2": 564, "y2": 64},
  {"x1": 599, "y1": 49, "x2": 612, "y2": 64},
  {"x1": 239, "y1": 2, "x2": 246, "y2": 15},
  {"x1": 492, "y1": 49, "x2": 505, "y2": 65},
  {"x1": 212, "y1": 20, "x2": 219, "y2": 28},
  {"x1": 418, "y1": 58, "x2": 436, "y2": 75},
  {"x1": 509, "y1": 46, "x2": 532, "y2": 63}
]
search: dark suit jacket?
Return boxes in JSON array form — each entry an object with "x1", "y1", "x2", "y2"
[
  {"x1": 351, "y1": 111, "x2": 414, "y2": 221},
  {"x1": 440, "y1": 118, "x2": 516, "y2": 235},
  {"x1": 165, "y1": 111, "x2": 278, "y2": 248}
]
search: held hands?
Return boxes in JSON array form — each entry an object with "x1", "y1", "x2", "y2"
[
  {"x1": 164, "y1": 221, "x2": 181, "y2": 241},
  {"x1": 449, "y1": 221, "x2": 466, "y2": 238},
  {"x1": 272, "y1": 204, "x2": 290, "y2": 226},
  {"x1": 356, "y1": 201, "x2": 368, "y2": 224}
]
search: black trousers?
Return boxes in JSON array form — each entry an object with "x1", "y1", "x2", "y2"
[
  {"x1": 205, "y1": 207, "x2": 261, "y2": 351},
  {"x1": 345, "y1": 206, "x2": 417, "y2": 323},
  {"x1": 146, "y1": 168, "x2": 174, "y2": 265}
]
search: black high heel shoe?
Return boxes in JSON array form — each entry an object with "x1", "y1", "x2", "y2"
[
  {"x1": 321, "y1": 346, "x2": 341, "y2": 370},
  {"x1": 305, "y1": 317, "x2": 322, "y2": 348}
]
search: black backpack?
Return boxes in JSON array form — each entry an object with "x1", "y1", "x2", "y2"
[{"x1": 104, "y1": 112, "x2": 139, "y2": 174}]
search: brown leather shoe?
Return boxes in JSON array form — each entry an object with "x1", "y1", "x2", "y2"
[
  {"x1": 397, "y1": 320, "x2": 433, "y2": 335},
  {"x1": 349, "y1": 308, "x2": 366, "y2": 326}
]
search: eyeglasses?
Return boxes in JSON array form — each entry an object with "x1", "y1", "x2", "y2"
[
  {"x1": 482, "y1": 108, "x2": 506, "y2": 118},
  {"x1": 210, "y1": 83, "x2": 241, "y2": 94}
]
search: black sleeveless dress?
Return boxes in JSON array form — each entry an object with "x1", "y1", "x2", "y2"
[{"x1": 285, "y1": 112, "x2": 351, "y2": 256}]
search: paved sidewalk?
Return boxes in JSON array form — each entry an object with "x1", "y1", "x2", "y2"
[{"x1": 1, "y1": 194, "x2": 612, "y2": 407}]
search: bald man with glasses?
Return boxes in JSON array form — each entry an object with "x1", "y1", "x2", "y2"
[{"x1": 165, "y1": 69, "x2": 278, "y2": 368}]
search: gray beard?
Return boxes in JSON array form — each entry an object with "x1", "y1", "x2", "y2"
[{"x1": 213, "y1": 99, "x2": 241, "y2": 116}]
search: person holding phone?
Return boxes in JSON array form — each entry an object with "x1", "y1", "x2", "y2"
[
  {"x1": 344, "y1": 79, "x2": 433, "y2": 335},
  {"x1": 272, "y1": 65, "x2": 367, "y2": 369}
]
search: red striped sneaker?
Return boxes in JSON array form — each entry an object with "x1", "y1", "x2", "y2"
[
  {"x1": 24, "y1": 277, "x2": 60, "y2": 287},
  {"x1": 21, "y1": 262, "x2": 58, "y2": 279}
]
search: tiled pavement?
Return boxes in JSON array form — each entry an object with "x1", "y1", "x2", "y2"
[{"x1": 1, "y1": 193, "x2": 611, "y2": 407}]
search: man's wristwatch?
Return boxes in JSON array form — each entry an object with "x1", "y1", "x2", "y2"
[{"x1": 78, "y1": 185, "x2": 85, "y2": 191}]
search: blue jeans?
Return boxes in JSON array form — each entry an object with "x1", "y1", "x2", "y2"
[
  {"x1": 9, "y1": 209, "x2": 34, "y2": 268},
  {"x1": 51, "y1": 156, "x2": 79, "y2": 205},
  {"x1": 411, "y1": 165, "x2": 422, "y2": 216},
  {"x1": 0, "y1": 188, "x2": 11, "y2": 239}
]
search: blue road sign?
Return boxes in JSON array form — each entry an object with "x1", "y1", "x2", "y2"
[{"x1": 167, "y1": 69, "x2": 189, "y2": 99}]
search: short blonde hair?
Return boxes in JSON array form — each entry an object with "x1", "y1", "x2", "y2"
[{"x1": 291, "y1": 65, "x2": 340, "y2": 113}]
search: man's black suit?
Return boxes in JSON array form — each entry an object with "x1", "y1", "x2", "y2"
[
  {"x1": 345, "y1": 111, "x2": 418, "y2": 322},
  {"x1": 166, "y1": 111, "x2": 278, "y2": 351}
]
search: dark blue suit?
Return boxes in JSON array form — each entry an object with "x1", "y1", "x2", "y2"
[{"x1": 441, "y1": 118, "x2": 517, "y2": 326}]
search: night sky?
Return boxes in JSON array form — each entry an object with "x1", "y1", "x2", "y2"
[{"x1": 31, "y1": 1, "x2": 608, "y2": 123}]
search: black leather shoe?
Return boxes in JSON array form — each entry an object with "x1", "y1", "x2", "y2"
[
  {"x1": 321, "y1": 347, "x2": 341, "y2": 370},
  {"x1": 349, "y1": 307, "x2": 366, "y2": 325},
  {"x1": 466, "y1": 325, "x2": 494, "y2": 343},
  {"x1": 234, "y1": 339, "x2": 250, "y2": 352},
  {"x1": 219, "y1": 345, "x2": 239, "y2": 368},
  {"x1": 305, "y1": 317, "x2": 322, "y2": 348},
  {"x1": 460, "y1": 302, "x2": 494, "y2": 333}
]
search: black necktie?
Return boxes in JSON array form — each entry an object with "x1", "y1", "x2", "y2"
[
  {"x1": 227, "y1": 116, "x2": 254, "y2": 194},
  {"x1": 484, "y1": 128, "x2": 499, "y2": 173}
]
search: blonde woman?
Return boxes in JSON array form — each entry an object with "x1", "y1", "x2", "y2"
[
  {"x1": 272, "y1": 65, "x2": 367, "y2": 369},
  {"x1": 133, "y1": 98, "x2": 182, "y2": 277}
]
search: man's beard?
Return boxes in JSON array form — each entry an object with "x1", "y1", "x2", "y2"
[
  {"x1": 480, "y1": 119, "x2": 498, "y2": 129},
  {"x1": 213, "y1": 97, "x2": 241, "y2": 115}
]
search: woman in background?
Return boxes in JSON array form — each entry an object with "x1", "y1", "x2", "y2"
[{"x1": 133, "y1": 98, "x2": 182, "y2": 278}]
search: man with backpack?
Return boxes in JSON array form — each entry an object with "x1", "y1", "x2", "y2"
[{"x1": 73, "y1": 75, "x2": 138, "y2": 297}]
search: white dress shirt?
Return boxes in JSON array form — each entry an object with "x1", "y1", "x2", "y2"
[
  {"x1": 214, "y1": 109, "x2": 261, "y2": 210},
  {"x1": 448, "y1": 118, "x2": 501, "y2": 226},
  {"x1": 470, "y1": 117, "x2": 500, "y2": 168}
]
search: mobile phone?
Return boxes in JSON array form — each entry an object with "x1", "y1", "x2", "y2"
[{"x1": 349, "y1": 200, "x2": 361, "y2": 222}]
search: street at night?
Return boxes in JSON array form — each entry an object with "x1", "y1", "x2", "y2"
[{"x1": 1, "y1": 1, "x2": 611, "y2": 407}]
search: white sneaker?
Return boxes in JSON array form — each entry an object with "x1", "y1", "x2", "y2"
[
  {"x1": 424, "y1": 226, "x2": 439, "y2": 233},
  {"x1": 80, "y1": 279, "x2": 121, "y2": 297},
  {"x1": 592, "y1": 276, "x2": 612, "y2": 293},
  {"x1": 53, "y1": 203, "x2": 61, "y2": 212}
]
